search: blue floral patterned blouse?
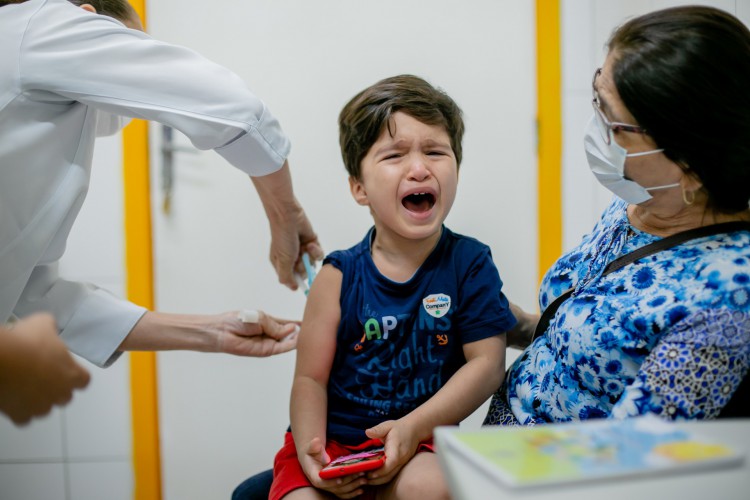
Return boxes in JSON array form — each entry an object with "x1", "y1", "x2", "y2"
[{"x1": 486, "y1": 198, "x2": 750, "y2": 425}]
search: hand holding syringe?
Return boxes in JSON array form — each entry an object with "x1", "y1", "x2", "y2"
[{"x1": 297, "y1": 252, "x2": 318, "y2": 296}]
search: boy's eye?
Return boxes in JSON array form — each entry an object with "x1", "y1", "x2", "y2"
[
  {"x1": 383, "y1": 153, "x2": 401, "y2": 160},
  {"x1": 427, "y1": 151, "x2": 445, "y2": 156}
]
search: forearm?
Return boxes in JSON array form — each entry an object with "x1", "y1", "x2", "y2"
[
  {"x1": 251, "y1": 160, "x2": 322, "y2": 289},
  {"x1": 251, "y1": 161, "x2": 298, "y2": 223},
  {"x1": 12, "y1": 268, "x2": 146, "y2": 367},
  {"x1": 290, "y1": 375, "x2": 329, "y2": 452},
  {"x1": 401, "y1": 346, "x2": 505, "y2": 442},
  {"x1": 118, "y1": 311, "x2": 220, "y2": 352},
  {"x1": 506, "y1": 302, "x2": 539, "y2": 349}
]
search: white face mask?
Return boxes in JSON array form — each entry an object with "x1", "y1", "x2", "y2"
[{"x1": 584, "y1": 115, "x2": 679, "y2": 204}]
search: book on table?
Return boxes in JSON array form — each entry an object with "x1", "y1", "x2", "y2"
[{"x1": 435, "y1": 414, "x2": 745, "y2": 489}]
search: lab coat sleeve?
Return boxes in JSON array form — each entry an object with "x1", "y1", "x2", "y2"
[
  {"x1": 21, "y1": 2, "x2": 290, "y2": 176},
  {"x1": 13, "y1": 264, "x2": 147, "y2": 368},
  {"x1": 96, "y1": 112, "x2": 130, "y2": 137}
]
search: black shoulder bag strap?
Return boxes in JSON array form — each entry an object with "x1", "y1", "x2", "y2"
[{"x1": 531, "y1": 221, "x2": 750, "y2": 342}]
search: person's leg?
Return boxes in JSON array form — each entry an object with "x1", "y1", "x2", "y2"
[
  {"x1": 271, "y1": 432, "x2": 335, "y2": 500},
  {"x1": 283, "y1": 487, "x2": 330, "y2": 499},
  {"x1": 375, "y1": 452, "x2": 450, "y2": 500},
  {"x1": 231, "y1": 469, "x2": 273, "y2": 500}
]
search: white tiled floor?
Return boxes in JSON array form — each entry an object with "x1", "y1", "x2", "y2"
[
  {"x1": 0, "y1": 132, "x2": 133, "y2": 499},
  {"x1": 0, "y1": 463, "x2": 67, "y2": 500},
  {"x1": 64, "y1": 355, "x2": 131, "y2": 460},
  {"x1": 68, "y1": 461, "x2": 133, "y2": 500},
  {"x1": 0, "y1": 358, "x2": 132, "y2": 500},
  {"x1": 0, "y1": 409, "x2": 64, "y2": 462}
]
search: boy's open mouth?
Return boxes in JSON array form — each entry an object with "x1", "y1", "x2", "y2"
[{"x1": 402, "y1": 192, "x2": 436, "y2": 213}]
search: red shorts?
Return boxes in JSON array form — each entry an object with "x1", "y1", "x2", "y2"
[{"x1": 270, "y1": 431, "x2": 435, "y2": 500}]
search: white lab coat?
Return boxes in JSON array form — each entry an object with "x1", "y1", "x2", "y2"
[{"x1": 0, "y1": 0, "x2": 291, "y2": 367}]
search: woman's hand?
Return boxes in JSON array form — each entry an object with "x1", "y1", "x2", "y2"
[
  {"x1": 216, "y1": 310, "x2": 298, "y2": 357},
  {"x1": 506, "y1": 302, "x2": 540, "y2": 349}
]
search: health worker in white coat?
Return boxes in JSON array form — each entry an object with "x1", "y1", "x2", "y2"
[{"x1": 0, "y1": 0, "x2": 323, "y2": 382}]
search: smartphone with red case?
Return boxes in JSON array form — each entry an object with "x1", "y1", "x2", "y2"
[{"x1": 318, "y1": 447, "x2": 386, "y2": 480}]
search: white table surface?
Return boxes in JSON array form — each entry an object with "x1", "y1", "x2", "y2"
[{"x1": 436, "y1": 419, "x2": 750, "y2": 500}]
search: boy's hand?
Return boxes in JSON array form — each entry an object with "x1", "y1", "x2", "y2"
[
  {"x1": 364, "y1": 419, "x2": 419, "y2": 485},
  {"x1": 300, "y1": 437, "x2": 368, "y2": 499}
]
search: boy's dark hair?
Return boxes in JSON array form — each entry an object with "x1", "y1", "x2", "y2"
[
  {"x1": 68, "y1": 0, "x2": 135, "y2": 21},
  {"x1": 608, "y1": 6, "x2": 750, "y2": 213},
  {"x1": 338, "y1": 75, "x2": 464, "y2": 180}
]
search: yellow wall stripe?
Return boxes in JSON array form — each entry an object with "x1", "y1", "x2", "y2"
[
  {"x1": 124, "y1": 1, "x2": 162, "y2": 499},
  {"x1": 536, "y1": 0, "x2": 563, "y2": 282}
]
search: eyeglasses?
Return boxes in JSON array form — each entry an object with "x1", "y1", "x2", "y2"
[{"x1": 591, "y1": 67, "x2": 647, "y2": 145}]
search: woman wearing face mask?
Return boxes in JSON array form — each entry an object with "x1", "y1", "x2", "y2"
[{"x1": 485, "y1": 5, "x2": 750, "y2": 426}]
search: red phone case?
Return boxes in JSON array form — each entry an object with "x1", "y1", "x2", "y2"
[{"x1": 318, "y1": 448, "x2": 386, "y2": 480}]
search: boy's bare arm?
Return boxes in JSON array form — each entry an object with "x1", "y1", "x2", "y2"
[
  {"x1": 404, "y1": 334, "x2": 506, "y2": 436},
  {"x1": 365, "y1": 334, "x2": 506, "y2": 484},
  {"x1": 290, "y1": 265, "x2": 341, "y2": 453},
  {"x1": 289, "y1": 265, "x2": 368, "y2": 497}
]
